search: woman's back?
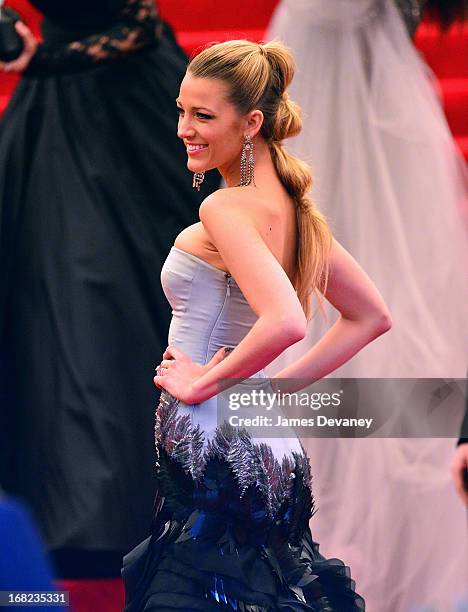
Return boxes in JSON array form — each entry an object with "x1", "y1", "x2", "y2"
[{"x1": 174, "y1": 183, "x2": 299, "y2": 285}]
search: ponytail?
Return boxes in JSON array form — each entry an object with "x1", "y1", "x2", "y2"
[
  {"x1": 269, "y1": 142, "x2": 331, "y2": 320},
  {"x1": 188, "y1": 39, "x2": 332, "y2": 318}
]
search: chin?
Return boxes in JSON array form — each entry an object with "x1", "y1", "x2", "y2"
[
  {"x1": 187, "y1": 161, "x2": 215, "y2": 174},
  {"x1": 187, "y1": 160, "x2": 204, "y2": 173}
]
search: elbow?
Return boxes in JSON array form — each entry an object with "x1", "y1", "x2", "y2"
[
  {"x1": 259, "y1": 310, "x2": 307, "y2": 349},
  {"x1": 277, "y1": 313, "x2": 308, "y2": 345},
  {"x1": 370, "y1": 309, "x2": 392, "y2": 337}
]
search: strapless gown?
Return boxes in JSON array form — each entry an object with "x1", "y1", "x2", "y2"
[{"x1": 121, "y1": 247, "x2": 365, "y2": 611}]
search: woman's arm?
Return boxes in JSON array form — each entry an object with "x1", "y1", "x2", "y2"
[
  {"x1": 0, "y1": 0, "x2": 161, "y2": 76},
  {"x1": 155, "y1": 189, "x2": 308, "y2": 403},
  {"x1": 155, "y1": 195, "x2": 391, "y2": 403},
  {"x1": 272, "y1": 238, "x2": 392, "y2": 389}
]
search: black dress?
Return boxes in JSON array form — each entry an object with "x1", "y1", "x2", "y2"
[{"x1": 0, "y1": 0, "x2": 220, "y2": 574}]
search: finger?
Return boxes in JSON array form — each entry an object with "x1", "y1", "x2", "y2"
[
  {"x1": 457, "y1": 483, "x2": 468, "y2": 506},
  {"x1": 15, "y1": 23, "x2": 38, "y2": 63},
  {"x1": 452, "y1": 467, "x2": 468, "y2": 505},
  {"x1": 207, "y1": 347, "x2": 229, "y2": 368},
  {"x1": 1, "y1": 53, "x2": 31, "y2": 73},
  {"x1": 15, "y1": 21, "x2": 34, "y2": 45},
  {"x1": 451, "y1": 452, "x2": 468, "y2": 475},
  {"x1": 452, "y1": 467, "x2": 462, "y2": 492},
  {"x1": 163, "y1": 345, "x2": 186, "y2": 361},
  {"x1": 153, "y1": 374, "x2": 167, "y2": 390},
  {"x1": 0, "y1": 61, "x2": 16, "y2": 72},
  {"x1": 157, "y1": 359, "x2": 174, "y2": 369},
  {"x1": 2, "y1": 59, "x2": 23, "y2": 72}
]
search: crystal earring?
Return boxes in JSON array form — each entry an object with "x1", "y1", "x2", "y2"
[
  {"x1": 240, "y1": 134, "x2": 255, "y2": 187},
  {"x1": 192, "y1": 172, "x2": 205, "y2": 191}
]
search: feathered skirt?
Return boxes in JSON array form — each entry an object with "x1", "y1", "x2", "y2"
[{"x1": 122, "y1": 391, "x2": 365, "y2": 611}]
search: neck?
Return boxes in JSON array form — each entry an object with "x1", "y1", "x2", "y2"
[{"x1": 219, "y1": 138, "x2": 273, "y2": 188}]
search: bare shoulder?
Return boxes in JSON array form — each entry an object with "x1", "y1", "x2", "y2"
[{"x1": 200, "y1": 187, "x2": 260, "y2": 218}]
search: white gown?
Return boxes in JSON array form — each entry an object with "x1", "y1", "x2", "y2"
[{"x1": 266, "y1": 1, "x2": 468, "y2": 610}]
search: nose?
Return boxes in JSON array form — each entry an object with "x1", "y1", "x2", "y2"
[{"x1": 177, "y1": 115, "x2": 196, "y2": 141}]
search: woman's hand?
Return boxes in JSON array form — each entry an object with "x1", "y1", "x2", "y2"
[
  {"x1": 0, "y1": 22, "x2": 38, "y2": 73},
  {"x1": 451, "y1": 444, "x2": 468, "y2": 506},
  {"x1": 154, "y1": 345, "x2": 227, "y2": 404}
]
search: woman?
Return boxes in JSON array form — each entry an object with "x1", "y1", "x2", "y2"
[
  {"x1": 122, "y1": 39, "x2": 392, "y2": 611},
  {"x1": 0, "y1": 0, "x2": 219, "y2": 577}
]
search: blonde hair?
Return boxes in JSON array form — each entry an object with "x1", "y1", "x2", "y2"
[{"x1": 188, "y1": 40, "x2": 331, "y2": 319}]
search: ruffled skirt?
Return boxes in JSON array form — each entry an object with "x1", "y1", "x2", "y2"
[{"x1": 122, "y1": 395, "x2": 365, "y2": 611}]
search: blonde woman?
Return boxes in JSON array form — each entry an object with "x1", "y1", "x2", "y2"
[{"x1": 123, "y1": 40, "x2": 391, "y2": 611}]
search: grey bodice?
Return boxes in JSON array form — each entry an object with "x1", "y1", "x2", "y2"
[
  {"x1": 161, "y1": 246, "x2": 259, "y2": 367},
  {"x1": 157, "y1": 246, "x2": 304, "y2": 486}
]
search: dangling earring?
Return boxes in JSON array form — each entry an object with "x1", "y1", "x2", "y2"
[
  {"x1": 240, "y1": 134, "x2": 255, "y2": 187},
  {"x1": 192, "y1": 172, "x2": 205, "y2": 191}
]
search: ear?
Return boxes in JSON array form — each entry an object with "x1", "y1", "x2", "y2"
[{"x1": 244, "y1": 109, "x2": 264, "y2": 139}]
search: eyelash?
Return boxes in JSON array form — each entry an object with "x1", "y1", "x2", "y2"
[{"x1": 176, "y1": 108, "x2": 213, "y2": 120}]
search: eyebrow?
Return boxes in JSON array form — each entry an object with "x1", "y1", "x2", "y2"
[{"x1": 176, "y1": 99, "x2": 216, "y2": 114}]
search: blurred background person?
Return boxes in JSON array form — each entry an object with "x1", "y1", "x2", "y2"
[
  {"x1": 0, "y1": 0, "x2": 220, "y2": 583},
  {"x1": 0, "y1": 486, "x2": 57, "y2": 612},
  {"x1": 267, "y1": 0, "x2": 468, "y2": 610}
]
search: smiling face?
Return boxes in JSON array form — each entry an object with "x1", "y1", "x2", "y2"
[{"x1": 177, "y1": 73, "x2": 248, "y2": 179}]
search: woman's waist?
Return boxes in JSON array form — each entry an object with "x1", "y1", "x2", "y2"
[{"x1": 167, "y1": 327, "x2": 258, "y2": 368}]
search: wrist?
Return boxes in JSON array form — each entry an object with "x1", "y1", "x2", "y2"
[
  {"x1": 191, "y1": 372, "x2": 235, "y2": 404},
  {"x1": 191, "y1": 377, "x2": 216, "y2": 403}
]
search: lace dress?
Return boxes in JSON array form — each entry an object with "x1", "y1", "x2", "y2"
[
  {"x1": 0, "y1": 0, "x2": 220, "y2": 563},
  {"x1": 26, "y1": 0, "x2": 163, "y2": 75}
]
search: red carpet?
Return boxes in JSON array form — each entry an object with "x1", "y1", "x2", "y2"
[
  {"x1": 1, "y1": 3, "x2": 466, "y2": 612},
  {"x1": 55, "y1": 579, "x2": 125, "y2": 612}
]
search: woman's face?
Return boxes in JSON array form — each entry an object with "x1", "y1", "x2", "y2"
[{"x1": 177, "y1": 73, "x2": 246, "y2": 177}]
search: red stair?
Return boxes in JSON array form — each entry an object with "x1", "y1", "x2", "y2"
[
  {"x1": 157, "y1": 0, "x2": 278, "y2": 56},
  {"x1": 414, "y1": 21, "x2": 468, "y2": 159},
  {"x1": 1, "y1": 1, "x2": 466, "y2": 160}
]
